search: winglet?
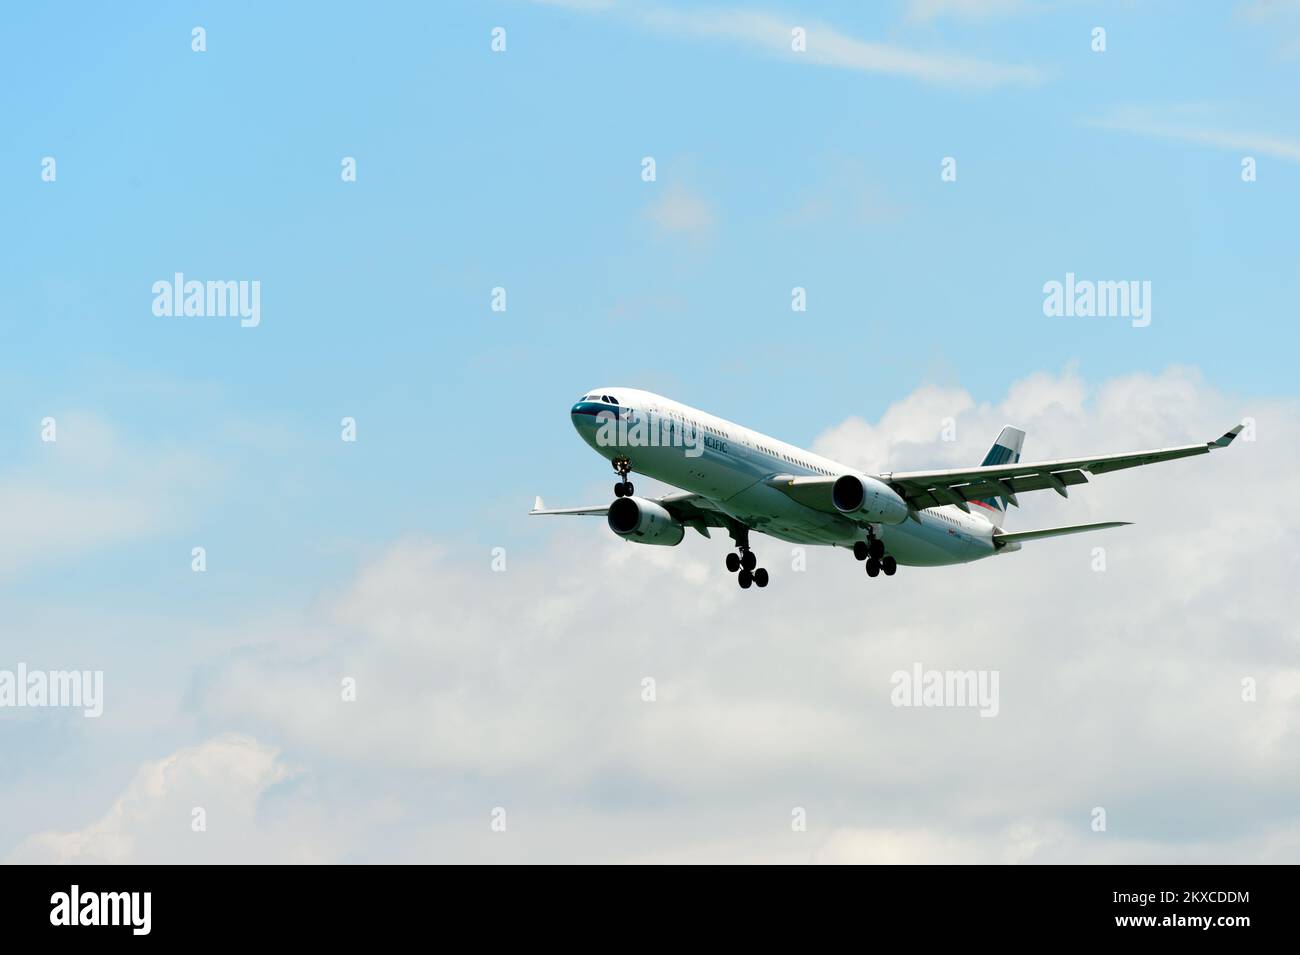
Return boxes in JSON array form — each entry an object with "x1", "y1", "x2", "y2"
[
  {"x1": 1210, "y1": 424, "x2": 1245, "y2": 449},
  {"x1": 532, "y1": 495, "x2": 544, "y2": 513}
]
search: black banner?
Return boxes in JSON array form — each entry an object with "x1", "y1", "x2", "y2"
[{"x1": 0, "y1": 864, "x2": 1285, "y2": 942}]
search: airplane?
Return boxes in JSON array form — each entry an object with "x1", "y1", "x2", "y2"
[{"x1": 531, "y1": 387, "x2": 1244, "y2": 589}]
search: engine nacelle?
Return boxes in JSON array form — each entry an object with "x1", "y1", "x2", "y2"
[
  {"x1": 831, "y1": 474, "x2": 909, "y2": 524},
  {"x1": 607, "y1": 496, "x2": 686, "y2": 546}
]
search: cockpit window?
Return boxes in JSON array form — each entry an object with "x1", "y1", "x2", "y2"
[{"x1": 608, "y1": 395, "x2": 619, "y2": 405}]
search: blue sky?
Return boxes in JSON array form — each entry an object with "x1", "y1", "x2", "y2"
[
  {"x1": 3, "y1": 2, "x2": 1297, "y2": 580},
  {"x1": 2, "y1": 2, "x2": 1299, "y2": 862}
]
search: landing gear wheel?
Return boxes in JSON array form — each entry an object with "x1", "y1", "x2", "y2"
[
  {"x1": 614, "y1": 482, "x2": 627, "y2": 497},
  {"x1": 882, "y1": 556, "x2": 897, "y2": 576},
  {"x1": 623, "y1": 481, "x2": 634, "y2": 496},
  {"x1": 728, "y1": 527, "x2": 756, "y2": 587},
  {"x1": 866, "y1": 557, "x2": 881, "y2": 578},
  {"x1": 853, "y1": 541, "x2": 869, "y2": 561},
  {"x1": 868, "y1": 538, "x2": 885, "y2": 561}
]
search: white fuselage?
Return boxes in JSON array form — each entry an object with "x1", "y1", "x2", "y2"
[{"x1": 571, "y1": 388, "x2": 1003, "y2": 567}]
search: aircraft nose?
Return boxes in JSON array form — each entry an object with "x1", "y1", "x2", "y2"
[
  {"x1": 571, "y1": 400, "x2": 615, "y2": 439},
  {"x1": 570, "y1": 400, "x2": 597, "y2": 429}
]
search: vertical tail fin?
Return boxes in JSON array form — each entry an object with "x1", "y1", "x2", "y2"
[{"x1": 972, "y1": 425, "x2": 1025, "y2": 524}]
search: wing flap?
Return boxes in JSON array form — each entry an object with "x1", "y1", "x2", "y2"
[{"x1": 905, "y1": 469, "x2": 1089, "y2": 510}]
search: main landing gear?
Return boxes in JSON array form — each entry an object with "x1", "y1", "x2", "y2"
[
  {"x1": 611, "y1": 457, "x2": 635, "y2": 497},
  {"x1": 852, "y1": 532, "x2": 897, "y2": 578},
  {"x1": 725, "y1": 527, "x2": 768, "y2": 589}
]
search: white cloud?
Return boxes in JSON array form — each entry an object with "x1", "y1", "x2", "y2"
[
  {"x1": 1237, "y1": 0, "x2": 1300, "y2": 59},
  {"x1": 532, "y1": 0, "x2": 617, "y2": 10},
  {"x1": 0, "y1": 413, "x2": 208, "y2": 577},
  {"x1": 6, "y1": 735, "x2": 312, "y2": 864},
  {"x1": 904, "y1": 0, "x2": 1029, "y2": 23},
  {"x1": 1086, "y1": 105, "x2": 1300, "y2": 162},
  {"x1": 532, "y1": 2, "x2": 1042, "y2": 89},
  {"x1": 784, "y1": 157, "x2": 909, "y2": 228},
  {"x1": 643, "y1": 184, "x2": 717, "y2": 236},
  {"x1": 10, "y1": 367, "x2": 1299, "y2": 862}
]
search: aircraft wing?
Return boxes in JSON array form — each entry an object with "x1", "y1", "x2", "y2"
[
  {"x1": 530, "y1": 492, "x2": 730, "y2": 536},
  {"x1": 880, "y1": 424, "x2": 1244, "y2": 513}
]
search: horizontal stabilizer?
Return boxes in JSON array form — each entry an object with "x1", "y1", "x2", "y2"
[
  {"x1": 529, "y1": 492, "x2": 726, "y2": 533},
  {"x1": 530, "y1": 496, "x2": 609, "y2": 516},
  {"x1": 994, "y1": 521, "x2": 1131, "y2": 545}
]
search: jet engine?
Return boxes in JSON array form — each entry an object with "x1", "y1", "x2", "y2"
[
  {"x1": 607, "y1": 496, "x2": 686, "y2": 546},
  {"x1": 831, "y1": 474, "x2": 909, "y2": 524}
]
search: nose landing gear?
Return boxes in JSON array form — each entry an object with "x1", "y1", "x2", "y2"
[{"x1": 611, "y1": 457, "x2": 635, "y2": 497}]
